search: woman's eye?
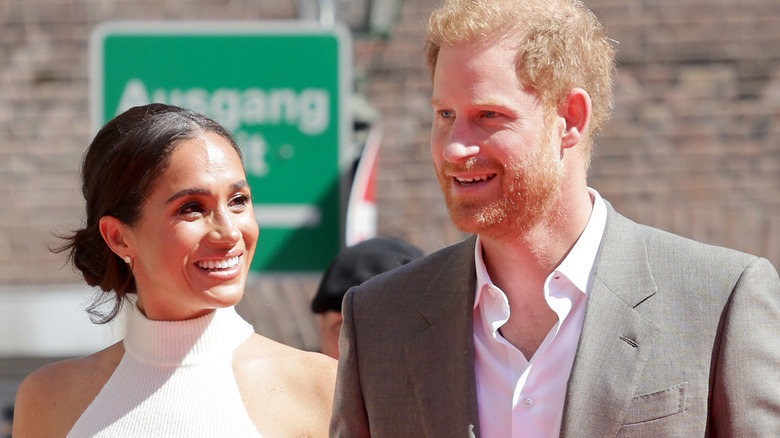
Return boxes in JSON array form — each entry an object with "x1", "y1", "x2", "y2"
[
  {"x1": 229, "y1": 193, "x2": 252, "y2": 210},
  {"x1": 178, "y1": 202, "x2": 204, "y2": 216}
]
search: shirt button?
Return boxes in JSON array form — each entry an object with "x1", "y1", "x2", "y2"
[{"x1": 522, "y1": 397, "x2": 534, "y2": 408}]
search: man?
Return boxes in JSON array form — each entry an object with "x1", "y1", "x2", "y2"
[
  {"x1": 311, "y1": 237, "x2": 424, "y2": 359},
  {"x1": 330, "y1": 0, "x2": 780, "y2": 436}
]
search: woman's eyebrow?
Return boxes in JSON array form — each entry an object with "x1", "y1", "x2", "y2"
[{"x1": 165, "y1": 180, "x2": 249, "y2": 204}]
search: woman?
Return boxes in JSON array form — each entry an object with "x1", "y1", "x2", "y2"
[{"x1": 13, "y1": 104, "x2": 336, "y2": 437}]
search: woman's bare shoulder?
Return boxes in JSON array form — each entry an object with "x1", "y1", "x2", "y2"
[
  {"x1": 243, "y1": 334, "x2": 336, "y2": 384},
  {"x1": 13, "y1": 342, "x2": 125, "y2": 438},
  {"x1": 235, "y1": 335, "x2": 336, "y2": 437}
]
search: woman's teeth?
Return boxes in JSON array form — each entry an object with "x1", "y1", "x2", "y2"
[{"x1": 196, "y1": 256, "x2": 240, "y2": 270}]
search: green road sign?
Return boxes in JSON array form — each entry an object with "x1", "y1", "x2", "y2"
[{"x1": 90, "y1": 21, "x2": 352, "y2": 272}]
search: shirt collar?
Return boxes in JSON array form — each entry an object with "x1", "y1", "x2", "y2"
[
  {"x1": 473, "y1": 188, "x2": 607, "y2": 310},
  {"x1": 556, "y1": 188, "x2": 607, "y2": 293}
]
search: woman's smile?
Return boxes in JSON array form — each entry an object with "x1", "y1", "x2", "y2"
[{"x1": 123, "y1": 132, "x2": 260, "y2": 321}]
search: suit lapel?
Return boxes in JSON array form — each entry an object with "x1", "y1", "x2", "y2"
[
  {"x1": 560, "y1": 206, "x2": 661, "y2": 437},
  {"x1": 400, "y1": 207, "x2": 660, "y2": 437},
  {"x1": 404, "y1": 236, "x2": 481, "y2": 438}
]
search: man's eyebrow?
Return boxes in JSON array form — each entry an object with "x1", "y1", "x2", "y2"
[
  {"x1": 165, "y1": 181, "x2": 249, "y2": 204},
  {"x1": 430, "y1": 98, "x2": 510, "y2": 107},
  {"x1": 475, "y1": 99, "x2": 508, "y2": 107}
]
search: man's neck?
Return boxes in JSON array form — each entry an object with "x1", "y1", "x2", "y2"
[
  {"x1": 478, "y1": 188, "x2": 594, "y2": 358},
  {"x1": 480, "y1": 188, "x2": 593, "y2": 291}
]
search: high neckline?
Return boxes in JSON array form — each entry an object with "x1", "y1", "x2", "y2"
[{"x1": 123, "y1": 305, "x2": 253, "y2": 367}]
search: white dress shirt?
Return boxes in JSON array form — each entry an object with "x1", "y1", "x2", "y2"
[{"x1": 473, "y1": 188, "x2": 607, "y2": 438}]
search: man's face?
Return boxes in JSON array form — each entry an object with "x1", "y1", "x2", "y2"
[{"x1": 430, "y1": 41, "x2": 564, "y2": 239}]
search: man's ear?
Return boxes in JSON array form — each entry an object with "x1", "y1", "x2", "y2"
[
  {"x1": 99, "y1": 215, "x2": 133, "y2": 259},
  {"x1": 559, "y1": 88, "x2": 592, "y2": 150}
]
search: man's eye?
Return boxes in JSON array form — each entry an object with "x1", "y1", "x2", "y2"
[
  {"x1": 484, "y1": 111, "x2": 498, "y2": 118},
  {"x1": 440, "y1": 110, "x2": 454, "y2": 118}
]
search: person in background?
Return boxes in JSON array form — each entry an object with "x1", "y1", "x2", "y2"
[
  {"x1": 1, "y1": 406, "x2": 11, "y2": 438},
  {"x1": 13, "y1": 103, "x2": 335, "y2": 438},
  {"x1": 330, "y1": 0, "x2": 780, "y2": 436},
  {"x1": 312, "y1": 236, "x2": 425, "y2": 359}
]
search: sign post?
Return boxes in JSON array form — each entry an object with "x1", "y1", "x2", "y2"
[{"x1": 90, "y1": 21, "x2": 352, "y2": 272}]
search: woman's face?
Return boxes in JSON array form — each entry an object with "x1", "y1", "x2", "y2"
[{"x1": 124, "y1": 132, "x2": 259, "y2": 321}]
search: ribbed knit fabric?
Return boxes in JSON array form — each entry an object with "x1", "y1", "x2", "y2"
[{"x1": 66, "y1": 305, "x2": 262, "y2": 437}]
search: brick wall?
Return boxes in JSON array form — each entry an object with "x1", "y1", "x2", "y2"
[
  {"x1": 1, "y1": 0, "x2": 779, "y2": 348},
  {"x1": 586, "y1": 0, "x2": 780, "y2": 264}
]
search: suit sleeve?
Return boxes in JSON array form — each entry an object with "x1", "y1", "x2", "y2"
[
  {"x1": 330, "y1": 288, "x2": 371, "y2": 438},
  {"x1": 711, "y1": 257, "x2": 780, "y2": 435}
]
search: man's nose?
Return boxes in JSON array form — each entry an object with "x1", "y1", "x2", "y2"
[{"x1": 443, "y1": 121, "x2": 481, "y2": 163}]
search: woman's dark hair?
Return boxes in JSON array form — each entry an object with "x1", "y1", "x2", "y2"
[{"x1": 55, "y1": 103, "x2": 243, "y2": 323}]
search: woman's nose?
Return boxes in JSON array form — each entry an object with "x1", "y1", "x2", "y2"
[{"x1": 209, "y1": 210, "x2": 241, "y2": 245}]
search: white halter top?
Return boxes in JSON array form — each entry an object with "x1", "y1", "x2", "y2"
[{"x1": 66, "y1": 305, "x2": 262, "y2": 437}]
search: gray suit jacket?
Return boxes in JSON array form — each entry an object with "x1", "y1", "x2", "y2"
[{"x1": 331, "y1": 204, "x2": 780, "y2": 437}]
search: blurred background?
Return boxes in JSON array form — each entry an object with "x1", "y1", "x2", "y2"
[{"x1": 1, "y1": 0, "x2": 779, "y2": 434}]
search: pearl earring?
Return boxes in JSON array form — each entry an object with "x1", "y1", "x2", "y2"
[{"x1": 124, "y1": 256, "x2": 131, "y2": 264}]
